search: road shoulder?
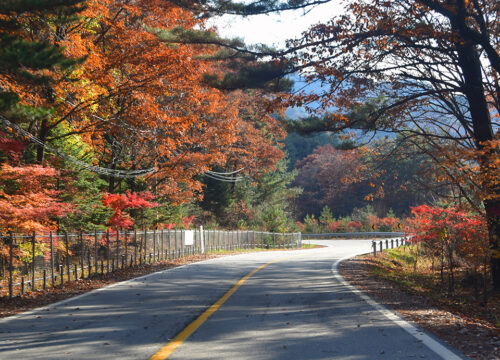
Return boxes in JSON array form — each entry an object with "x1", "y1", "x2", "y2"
[{"x1": 340, "y1": 255, "x2": 500, "y2": 360}]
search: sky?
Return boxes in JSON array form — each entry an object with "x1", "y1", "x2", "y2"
[{"x1": 210, "y1": 1, "x2": 344, "y2": 46}]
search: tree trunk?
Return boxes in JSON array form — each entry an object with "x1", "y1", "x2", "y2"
[
  {"x1": 455, "y1": 35, "x2": 499, "y2": 289},
  {"x1": 37, "y1": 118, "x2": 49, "y2": 163},
  {"x1": 485, "y1": 199, "x2": 500, "y2": 290}
]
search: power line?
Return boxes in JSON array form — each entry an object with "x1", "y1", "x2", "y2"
[
  {"x1": 1, "y1": 116, "x2": 247, "y2": 182},
  {"x1": 203, "y1": 173, "x2": 244, "y2": 182},
  {"x1": 206, "y1": 168, "x2": 244, "y2": 176},
  {"x1": 1, "y1": 116, "x2": 156, "y2": 178}
]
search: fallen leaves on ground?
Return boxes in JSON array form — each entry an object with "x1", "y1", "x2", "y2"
[{"x1": 341, "y1": 255, "x2": 500, "y2": 360}]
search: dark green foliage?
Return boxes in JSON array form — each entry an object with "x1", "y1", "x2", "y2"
[
  {"x1": 58, "y1": 171, "x2": 111, "y2": 232},
  {"x1": 0, "y1": 0, "x2": 84, "y2": 13},
  {"x1": 199, "y1": 169, "x2": 234, "y2": 220},
  {"x1": 283, "y1": 115, "x2": 337, "y2": 134},
  {"x1": 283, "y1": 131, "x2": 339, "y2": 169},
  {"x1": 151, "y1": 25, "x2": 292, "y2": 92},
  {"x1": 169, "y1": 0, "x2": 328, "y2": 16},
  {"x1": 202, "y1": 62, "x2": 293, "y2": 92},
  {"x1": 284, "y1": 96, "x2": 394, "y2": 136},
  {"x1": 197, "y1": 160, "x2": 301, "y2": 231}
]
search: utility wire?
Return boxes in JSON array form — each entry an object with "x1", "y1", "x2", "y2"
[
  {"x1": 1, "y1": 116, "x2": 156, "y2": 178},
  {"x1": 203, "y1": 173, "x2": 244, "y2": 182},
  {"x1": 1, "y1": 116, "x2": 246, "y2": 182}
]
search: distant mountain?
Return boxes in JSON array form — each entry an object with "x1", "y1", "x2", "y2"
[
  {"x1": 284, "y1": 74, "x2": 328, "y2": 119},
  {"x1": 283, "y1": 73, "x2": 394, "y2": 144}
]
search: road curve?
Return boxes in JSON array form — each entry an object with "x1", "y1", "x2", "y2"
[{"x1": 0, "y1": 240, "x2": 465, "y2": 359}]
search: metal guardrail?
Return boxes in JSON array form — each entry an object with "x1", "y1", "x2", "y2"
[{"x1": 302, "y1": 232, "x2": 405, "y2": 240}]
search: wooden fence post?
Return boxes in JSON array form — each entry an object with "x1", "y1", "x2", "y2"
[
  {"x1": 161, "y1": 229, "x2": 164, "y2": 261},
  {"x1": 65, "y1": 233, "x2": 70, "y2": 282},
  {"x1": 124, "y1": 230, "x2": 128, "y2": 266},
  {"x1": 80, "y1": 231, "x2": 84, "y2": 279},
  {"x1": 31, "y1": 232, "x2": 36, "y2": 290},
  {"x1": 115, "y1": 230, "x2": 119, "y2": 271},
  {"x1": 88, "y1": 251, "x2": 91, "y2": 277},
  {"x1": 94, "y1": 230, "x2": 98, "y2": 276},
  {"x1": 106, "y1": 229, "x2": 110, "y2": 273},
  {"x1": 60, "y1": 265, "x2": 64, "y2": 286},
  {"x1": 143, "y1": 228, "x2": 147, "y2": 263},
  {"x1": 153, "y1": 229, "x2": 156, "y2": 262},
  {"x1": 174, "y1": 230, "x2": 177, "y2": 258},
  {"x1": 134, "y1": 229, "x2": 137, "y2": 265},
  {"x1": 372, "y1": 241, "x2": 376, "y2": 256},
  {"x1": 8, "y1": 232, "x2": 14, "y2": 299},
  {"x1": 50, "y1": 232, "x2": 54, "y2": 287}
]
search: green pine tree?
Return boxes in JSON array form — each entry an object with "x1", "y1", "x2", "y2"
[{"x1": 0, "y1": 0, "x2": 85, "y2": 113}]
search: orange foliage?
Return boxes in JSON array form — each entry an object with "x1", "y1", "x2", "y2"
[
  {"x1": 221, "y1": 90, "x2": 286, "y2": 177},
  {"x1": 0, "y1": 164, "x2": 72, "y2": 233},
  {"x1": 3, "y1": 0, "x2": 247, "y2": 202}
]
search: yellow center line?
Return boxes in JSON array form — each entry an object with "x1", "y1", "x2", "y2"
[{"x1": 149, "y1": 256, "x2": 291, "y2": 360}]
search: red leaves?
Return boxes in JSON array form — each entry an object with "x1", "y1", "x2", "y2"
[
  {"x1": 102, "y1": 191, "x2": 158, "y2": 210},
  {"x1": 182, "y1": 215, "x2": 195, "y2": 229},
  {"x1": 346, "y1": 220, "x2": 363, "y2": 231},
  {"x1": 406, "y1": 205, "x2": 489, "y2": 265},
  {"x1": 0, "y1": 164, "x2": 72, "y2": 233},
  {"x1": 101, "y1": 191, "x2": 159, "y2": 229},
  {"x1": 0, "y1": 132, "x2": 25, "y2": 161},
  {"x1": 165, "y1": 223, "x2": 175, "y2": 230}
]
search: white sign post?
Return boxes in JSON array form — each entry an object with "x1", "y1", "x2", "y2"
[
  {"x1": 200, "y1": 226, "x2": 205, "y2": 254},
  {"x1": 184, "y1": 230, "x2": 194, "y2": 246}
]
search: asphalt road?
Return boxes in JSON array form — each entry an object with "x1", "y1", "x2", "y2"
[{"x1": 0, "y1": 240, "x2": 465, "y2": 360}]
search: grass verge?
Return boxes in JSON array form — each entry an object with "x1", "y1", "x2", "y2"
[{"x1": 370, "y1": 246, "x2": 500, "y2": 328}]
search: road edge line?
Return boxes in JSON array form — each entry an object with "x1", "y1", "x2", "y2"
[{"x1": 331, "y1": 253, "x2": 465, "y2": 360}]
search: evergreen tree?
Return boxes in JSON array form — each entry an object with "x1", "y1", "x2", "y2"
[{"x1": 0, "y1": 0, "x2": 84, "y2": 114}]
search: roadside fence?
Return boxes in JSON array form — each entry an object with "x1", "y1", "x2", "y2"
[
  {"x1": 371, "y1": 236, "x2": 414, "y2": 256},
  {"x1": 0, "y1": 228, "x2": 302, "y2": 298}
]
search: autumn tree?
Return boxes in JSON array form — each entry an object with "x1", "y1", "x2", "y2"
[
  {"x1": 293, "y1": 144, "x2": 367, "y2": 218},
  {"x1": 1, "y1": 0, "x2": 247, "y2": 205},
  {"x1": 101, "y1": 191, "x2": 159, "y2": 229},
  {"x1": 197, "y1": 89, "x2": 299, "y2": 230},
  {"x1": 0, "y1": 162, "x2": 72, "y2": 233},
  {"x1": 0, "y1": 0, "x2": 85, "y2": 235},
  {"x1": 0, "y1": 0, "x2": 87, "y2": 165},
  {"x1": 1, "y1": 0, "x2": 294, "y2": 235}
]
